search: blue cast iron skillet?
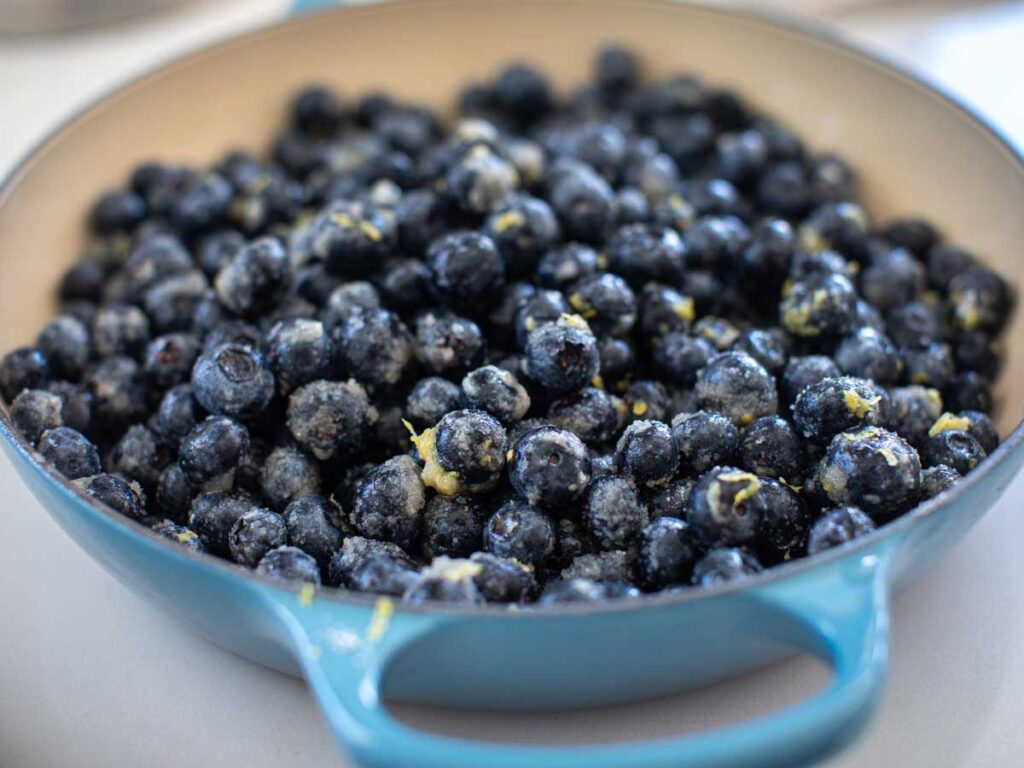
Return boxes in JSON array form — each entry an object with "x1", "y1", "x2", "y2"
[{"x1": 1, "y1": 2, "x2": 1023, "y2": 766}]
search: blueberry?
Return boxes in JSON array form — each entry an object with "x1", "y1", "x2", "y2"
[
  {"x1": 394, "y1": 190, "x2": 448, "y2": 257},
  {"x1": 510, "y1": 426, "x2": 592, "y2": 510},
  {"x1": 683, "y1": 215, "x2": 750, "y2": 271},
  {"x1": 920, "y1": 425, "x2": 986, "y2": 476},
  {"x1": 920, "y1": 464, "x2": 960, "y2": 499},
  {"x1": 562, "y1": 550, "x2": 635, "y2": 583},
  {"x1": 953, "y1": 331, "x2": 1000, "y2": 379},
  {"x1": 197, "y1": 229, "x2": 246, "y2": 279},
  {"x1": 888, "y1": 385, "x2": 943, "y2": 447},
  {"x1": 201, "y1": 319, "x2": 262, "y2": 353},
  {"x1": 606, "y1": 224, "x2": 685, "y2": 286},
  {"x1": 514, "y1": 289, "x2": 569, "y2": 347},
  {"x1": 638, "y1": 517, "x2": 696, "y2": 589},
  {"x1": 37, "y1": 427, "x2": 100, "y2": 479},
  {"x1": 597, "y1": 337, "x2": 636, "y2": 391},
  {"x1": 757, "y1": 161, "x2": 810, "y2": 217},
  {"x1": 613, "y1": 187, "x2": 651, "y2": 226},
  {"x1": 756, "y1": 477, "x2": 810, "y2": 564},
  {"x1": 155, "y1": 384, "x2": 201, "y2": 447},
  {"x1": 286, "y1": 379, "x2": 375, "y2": 461},
  {"x1": 547, "y1": 387, "x2": 620, "y2": 446},
  {"x1": 645, "y1": 479, "x2": 693, "y2": 521},
  {"x1": 524, "y1": 314, "x2": 599, "y2": 393},
  {"x1": 816, "y1": 426, "x2": 921, "y2": 521},
  {"x1": 901, "y1": 340, "x2": 953, "y2": 389},
  {"x1": 414, "y1": 409, "x2": 507, "y2": 494},
  {"x1": 926, "y1": 244, "x2": 974, "y2": 289},
  {"x1": 320, "y1": 281, "x2": 381, "y2": 330},
  {"x1": 624, "y1": 380, "x2": 671, "y2": 423},
  {"x1": 76, "y1": 472, "x2": 146, "y2": 521},
  {"x1": 427, "y1": 230, "x2": 506, "y2": 311},
  {"x1": 144, "y1": 270, "x2": 209, "y2": 333},
  {"x1": 59, "y1": 262, "x2": 107, "y2": 304},
  {"x1": 492, "y1": 62, "x2": 552, "y2": 123},
  {"x1": 191, "y1": 343, "x2": 274, "y2": 418},
  {"x1": 886, "y1": 301, "x2": 946, "y2": 347},
  {"x1": 84, "y1": 355, "x2": 149, "y2": 432},
  {"x1": 123, "y1": 235, "x2": 192, "y2": 297},
  {"x1": 326, "y1": 536, "x2": 415, "y2": 588},
  {"x1": 351, "y1": 455, "x2": 426, "y2": 549},
  {"x1": 89, "y1": 190, "x2": 147, "y2": 235},
  {"x1": 156, "y1": 463, "x2": 193, "y2": 523},
  {"x1": 151, "y1": 519, "x2": 205, "y2": 552},
  {"x1": 470, "y1": 552, "x2": 537, "y2": 603},
  {"x1": 291, "y1": 85, "x2": 344, "y2": 138},
  {"x1": 734, "y1": 329, "x2": 789, "y2": 377},
  {"x1": 583, "y1": 475, "x2": 647, "y2": 550},
  {"x1": 214, "y1": 236, "x2": 292, "y2": 317},
  {"x1": 256, "y1": 545, "x2": 321, "y2": 584},
  {"x1": 259, "y1": 445, "x2": 320, "y2": 511},
  {"x1": 781, "y1": 355, "x2": 841, "y2": 406},
  {"x1": 444, "y1": 145, "x2": 520, "y2": 215},
  {"x1": 189, "y1": 491, "x2": 261, "y2": 556},
  {"x1": 692, "y1": 548, "x2": 763, "y2": 586},
  {"x1": 948, "y1": 267, "x2": 1013, "y2": 334},
  {"x1": 92, "y1": 304, "x2": 151, "y2": 359},
  {"x1": 263, "y1": 318, "x2": 333, "y2": 394},
  {"x1": 652, "y1": 333, "x2": 714, "y2": 388},
  {"x1": 229, "y1": 508, "x2": 288, "y2": 567},
  {"x1": 143, "y1": 333, "x2": 201, "y2": 390},
  {"x1": 806, "y1": 506, "x2": 876, "y2": 555},
  {"x1": 793, "y1": 376, "x2": 890, "y2": 444},
  {"x1": 736, "y1": 415, "x2": 804, "y2": 480},
  {"x1": 405, "y1": 377, "x2": 462, "y2": 430},
  {"x1": 483, "y1": 194, "x2": 560, "y2": 277},
  {"x1": 615, "y1": 419, "x2": 678, "y2": 487},
  {"x1": 36, "y1": 315, "x2": 90, "y2": 381},
  {"x1": 945, "y1": 371, "x2": 992, "y2": 413},
  {"x1": 738, "y1": 218, "x2": 795, "y2": 291},
  {"x1": 484, "y1": 499, "x2": 556, "y2": 567},
  {"x1": 403, "y1": 558, "x2": 486, "y2": 605},
  {"x1": 414, "y1": 311, "x2": 486, "y2": 377},
  {"x1": 687, "y1": 467, "x2": 764, "y2": 548},
  {"x1": 178, "y1": 416, "x2": 249, "y2": 487},
  {"x1": 695, "y1": 351, "x2": 777, "y2": 427},
  {"x1": 10, "y1": 389, "x2": 64, "y2": 445},
  {"x1": 539, "y1": 578, "x2": 640, "y2": 604},
  {"x1": 834, "y1": 328, "x2": 901, "y2": 385},
  {"x1": 106, "y1": 424, "x2": 167, "y2": 493},
  {"x1": 421, "y1": 494, "x2": 485, "y2": 559},
  {"x1": 567, "y1": 273, "x2": 637, "y2": 337},
  {"x1": 957, "y1": 410, "x2": 998, "y2": 454},
  {"x1": 350, "y1": 554, "x2": 420, "y2": 597},
  {"x1": 549, "y1": 166, "x2": 614, "y2": 244},
  {"x1": 779, "y1": 274, "x2": 858, "y2": 338},
  {"x1": 534, "y1": 243, "x2": 599, "y2": 290},
  {"x1": 333, "y1": 307, "x2": 414, "y2": 391},
  {"x1": 693, "y1": 316, "x2": 742, "y2": 352},
  {"x1": 461, "y1": 365, "x2": 530, "y2": 423},
  {"x1": 309, "y1": 200, "x2": 397, "y2": 276},
  {"x1": 860, "y1": 248, "x2": 924, "y2": 311}
]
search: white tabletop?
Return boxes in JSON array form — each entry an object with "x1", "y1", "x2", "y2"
[{"x1": 2, "y1": 2, "x2": 1023, "y2": 766}]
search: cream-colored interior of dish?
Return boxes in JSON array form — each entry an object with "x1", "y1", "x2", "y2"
[{"x1": 0, "y1": 0, "x2": 1021, "y2": 434}]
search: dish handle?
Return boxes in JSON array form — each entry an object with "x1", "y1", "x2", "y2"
[{"x1": 265, "y1": 547, "x2": 893, "y2": 768}]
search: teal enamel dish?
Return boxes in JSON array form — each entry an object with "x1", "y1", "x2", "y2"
[{"x1": 1, "y1": 2, "x2": 1022, "y2": 766}]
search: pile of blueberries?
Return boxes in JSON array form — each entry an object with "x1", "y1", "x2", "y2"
[{"x1": 0, "y1": 46, "x2": 1012, "y2": 605}]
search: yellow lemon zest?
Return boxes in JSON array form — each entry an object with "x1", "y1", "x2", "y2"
[{"x1": 929, "y1": 412, "x2": 971, "y2": 437}]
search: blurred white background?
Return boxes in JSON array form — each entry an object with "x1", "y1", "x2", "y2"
[{"x1": 1, "y1": 2, "x2": 1023, "y2": 767}]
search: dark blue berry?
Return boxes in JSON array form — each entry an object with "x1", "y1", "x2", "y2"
[
  {"x1": 257, "y1": 545, "x2": 321, "y2": 584},
  {"x1": 10, "y1": 389, "x2": 64, "y2": 445},
  {"x1": 792, "y1": 376, "x2": 890, "y2": 444},
  {"x1": 286, "y1": 379, "x2": 375, "y2": 461},
  {"x1": 615, "y1": 419, "x2": 678, "y2": 487},
  {"x1": 351, "y1": 455, "x2": 425, "y2": 549},
  {"x1": 484, "y1": 499, "x2": 556, "y2": 568},
  {"x1": 692, "y1": 548, "x2": 763, "y2": 586},
  {"x1": 178, "y1": 415, "x2": 250, "y2": 487},
  {"x1": 38, "y1": 427, "x2": 101, "y2": 479},
  {"x1": 510, "y1": 425, "x2": 592, "y2": 510},
  {"x1": 687, "y1": 466, "x2": 764, "y2": 548},
  {"x1": 191, "y1": 343, "x2": 274, "y2": 418},
  {"x1": 806, "y1": 506, "x2": 875, "y2": 555},
  {"x1": 524, "y1": 315, "x2": 599, "y2": 393},
  {"x1": 461, "y1": 365, "x2": 530, "y2": 424},
  {"x1": 229, "y1": 508, "x2": 288, "y2": 567},
  {"x1": 422, "y1": 495, "x2": 485, "y2": 559}
]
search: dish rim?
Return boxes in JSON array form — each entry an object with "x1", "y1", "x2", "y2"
[{"x1": 1, "y1": 0, "x2": 1022, "y2": 618}]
